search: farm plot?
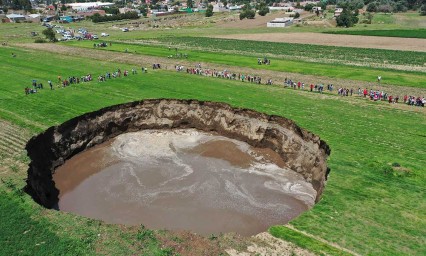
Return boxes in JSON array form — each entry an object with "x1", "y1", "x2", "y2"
[{"x1": 215, "y1": 32, "x2": 426, "y2": 52}]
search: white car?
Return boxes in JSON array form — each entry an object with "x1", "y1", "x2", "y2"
[
  {"x1": 101, "y1": 32, "x2": 109, "y2": 37},
  {"x1": 62, "y1": 35, "x2": 73, "y2": 40},
  {"x1": 121, "y1": 28, "x2": 129, "y2": 32}
]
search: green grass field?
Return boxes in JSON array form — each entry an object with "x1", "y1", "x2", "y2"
[
  {"x1": 0, "y1": 43, "x2": 425, "y2": 255},
  {"x1": 324, "y1": 29, "x2": 426, "y2": 39},
  {"x1": 63, "y1": 40, "x2": 426, "y2": 89}
]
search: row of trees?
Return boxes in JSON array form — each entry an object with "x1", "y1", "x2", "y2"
[
  {"x1": 0, "y1": 0, "x2": 32, "y2": 12},
  {"x1": 366, "y1": 0, "x2": 424, "y2": 13},
  {"x1": 90, "y1": 11, "x2": 139, "y2": 23}
]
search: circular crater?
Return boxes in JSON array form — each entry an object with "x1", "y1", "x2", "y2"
[{"x1": 25, "y1": 99, "x2": 330, "y2": 236}]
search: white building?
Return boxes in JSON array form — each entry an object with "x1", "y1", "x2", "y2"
[
  {"x1": 66, "y1": 2, "x2": 114, "y2": 11},
  {"x1": 267, "y1": 17, "x2": 294, "y2": 28},
  {"x1": 6, "y1": 14, "x2": 26, "y2": 22}
]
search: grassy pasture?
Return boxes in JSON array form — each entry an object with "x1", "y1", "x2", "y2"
[
  {"x1": 64, "y1": 40, "x2": 426, "y2": 89},
  {"x1": 0, "y1": 45, "x2": 425, "y2": 255},
  {"x1": 324, "y1": 29, "x2": 426, "y2": 39}
]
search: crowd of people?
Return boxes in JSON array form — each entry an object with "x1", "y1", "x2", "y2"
[
  {"x1": 25, "y1": 62, "x2": 425, "y2": 108},
  {"x1": 26, "y1": 66, "x2": 149, "y2": 95},
  {"x1": 175, "y1": 63, "x2": 424, "y2": 107}
]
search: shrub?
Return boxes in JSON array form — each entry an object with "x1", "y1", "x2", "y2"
[
  {"x1": 42, "y1": 28, "x2": 57, "y2": 42},
  {"x1": 421, "y1": 4, "x2": 426, "y2": 16},
  {"x1": 304, "y1": 3, "x2": 315, "y2": 11},
  {"x1": 367, "y1": 2, "x2": 378, "y2": 12},
  {"x1": 34, "y1": 38, "x2": 46, "y2": 43},
  {"x1": 336, "y1": 8, "x2": 358, "y2": 27},
  {"x1": 205, "y1": 4, "x2": 213, "y2": 17},
  {"x1": 240, "y1": 4, "x2": 256, "y2": 20},
  {"x1": 258, "y1": 7, "x2": 269, "y2": 16},
  {"x1": 90, "y1": 11, "x2": 139, "y2": 23}
]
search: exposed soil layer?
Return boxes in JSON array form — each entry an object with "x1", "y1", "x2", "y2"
[
  {"x1": 216, "y1": 32, "x2": 426, "y2": 52},
  {"x1": 53, "y1": 130, "x2": 316, "y2": 236},
  {"x1": 25, "y1": 99, "x2": 330, "y2": 210}
]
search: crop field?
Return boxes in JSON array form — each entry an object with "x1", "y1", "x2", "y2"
[
  {"x1": 0, "y1": 41, "x2": 425, "y2": 256},
  {"x1": 324, "y1": 29, "x2": 426, "y2": 39}
]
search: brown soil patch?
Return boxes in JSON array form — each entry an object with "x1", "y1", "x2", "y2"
[
  {"x1": 226, "y1": 232, "x2": 315, "y2": 256},
  {"x1": 216, "y1": 32, "x2": 426, "y2": 52},
  {"x1": 216, "y1": 12, "x2": 315, "y2": 29}
]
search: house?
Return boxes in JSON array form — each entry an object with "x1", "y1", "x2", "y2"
[
  {"x1": 312, "y1": 7, "x2": 322, "y2": 12},
  {"x1": 77, "y1": 10, "x2": 106, "y2": 18},
  {"x1": 267, "y1": 17, "x2": 294, "y2": 28},
  {"x1": 269, "y1": 6, "x2": 294, "y2": 12},
  {"x1": 59, "y1": 16, "x2": 73, "y2": 23},
  {"x1": 26, "y1": 14, "x2": 41, "y2": 23},
  {"x1": 334, "y1": 8, "x2": 343, "y2": 17},
  {"x1": 6, "y1": 14, "x2": 26, "y2": 23},
  {"x1": 66, "y1": 2, "x2": 114, "y2": 11}
]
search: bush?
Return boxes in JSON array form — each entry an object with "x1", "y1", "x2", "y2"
[
  {"x1": 258, "y1": 7, "x2": 269, "y2": 16},
  {"x1": 304, "y1": 3, "x2": 315, "y2": 11},
  {"x1": 294, "y1": 12, "x2": 300, "y2": 18},
  {"x1": 34, "y1": 38, "x2": 46, "y2": 43},
  {"x1": 240, "y1": 9, "x2": 255, "y2": 20},
  {"x1": 205, "y1": 4, "x2": 213, "y2": 17},
  {"x1": 366, "y1": 2, "x2": 378, "y2": 12},
  {"x1": 42, "y1": 28, "x2": 57, "y2": 42},
  {"x1": 421, "y1": 4, "x2": 426, "y2": 16},
  {"x1": 336, "y1": 8, "x2": 358, "y2": 27},
  {"x1": 90, "y1": 11, "x2": 139, "y2": 23}
]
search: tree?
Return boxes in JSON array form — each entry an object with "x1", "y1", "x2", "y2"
[
  {"x1": 240, "y1": 4, "x2": 255, "y2": 20},
  {"x1": 304, "y1": 3, "x2": 315, "y2": 11},
  {"x1": 205, "y1": 4, "x2": 213, "y2": 17},
  {"x1": 222, "y1": 1, "x2": 227, "y2": 7},
  {"x1": 257, "y1": 1, "x2": 269, "y2": 16},
  {"x1": 187, "y1": 0, "x2": 193, "y2": 9},
  {"x1": 421, "y1": 3, "x2": 426, "y2": 15},
  {"x1": 42, "y1": 28, "x2": 56, "y2": 42},
  {"x1": 336, "y1": 8, "x2": 358, "y2": 27},
  {"x1": 139, "y1": 5, "x2": 148, "y2": 17},
  {"x1": 366, "y1": 2, "x2": 378, "y2": 12}
]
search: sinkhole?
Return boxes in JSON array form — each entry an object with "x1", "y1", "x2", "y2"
[{"x1": 25, "y1": 99, "x2": 330, "y2": 236}]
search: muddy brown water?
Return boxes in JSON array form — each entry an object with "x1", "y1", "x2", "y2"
[{"x1": 53, "y1": 129, "x2": 317, "y2": 236}]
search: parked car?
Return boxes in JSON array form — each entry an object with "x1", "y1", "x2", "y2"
[
  {"x1": 92, "y1": 34, "x2": 99, "y2": 39},
  {"x1": 101, "y1": 32, "x2": 109, "y2": 37},
  {"x1": 121, "y1": 28, "x2": 129, "y2": 32},
  {"x1": 62, "y1": 35, "x2": 73, "y2": 40}
]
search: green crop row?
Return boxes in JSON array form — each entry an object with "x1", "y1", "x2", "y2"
[{"x1": 324, "y1": 29, "x2": 426, "y2": 39}]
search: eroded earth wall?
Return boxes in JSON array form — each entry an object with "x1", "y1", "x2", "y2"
[{"x1": 25, "y1": 99, "x2": 331, "y2": 208}]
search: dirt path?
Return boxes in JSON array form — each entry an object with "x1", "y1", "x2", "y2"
[
  {"x1": 216, "y1": 32, "x2": 426, "y2": 52},
  {"x1": 19, "y1": 43, "x2": 425, "y2": 113},
  {"x1": 286, "y1": 225, "x2": 361, "y2": 256},
  {"x1": 226, "y1": 232, "x2": 316, "y2": 256}
]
